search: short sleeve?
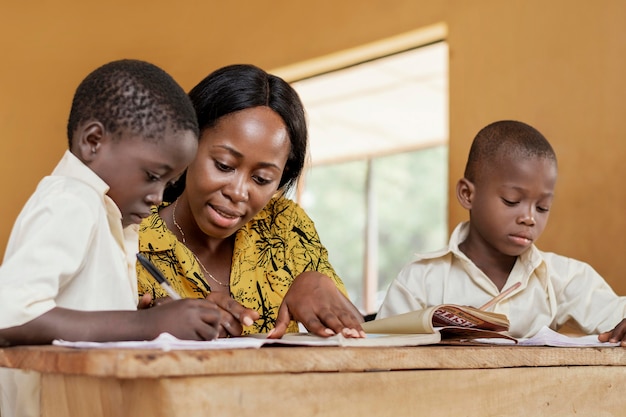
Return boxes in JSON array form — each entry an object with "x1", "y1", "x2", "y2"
[{"x1": 0, "y1": 181, "x2": 97, "y2": 328}]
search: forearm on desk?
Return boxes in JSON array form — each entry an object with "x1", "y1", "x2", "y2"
[{"x1": 0, "y1": 307, "x2": 152, "y2": 346}]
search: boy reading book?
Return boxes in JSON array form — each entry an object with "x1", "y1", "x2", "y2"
[
  {"x1": 0, "y1": 59, "x2": 233, "y2": 417},
  {"x1": 377, "y1": 120, "x2": 626, "y2": 343}
]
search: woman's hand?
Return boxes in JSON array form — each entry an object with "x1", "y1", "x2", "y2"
[
  {"x1": 140, "y1": 292, "x2": 259, "y2": 338},
  {"x1": 268, "y1": 271, "x2": 365, "y2": 339},
  {"x1": 205, "y1": 292, "x2": 260, "y2": 338},
  {"x1": 137, "y1": 293, "x2": 153, "y2": 309},
  {"x1": 598, "y1": 318, "x2": 626, "y2": 346},
  {"x1": 137, "y1": 293, "x2": 174, "y2": 309}
]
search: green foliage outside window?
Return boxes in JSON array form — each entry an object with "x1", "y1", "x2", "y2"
[{"x1": 300, "y1": 146, "x2": 448, "y2": 311}]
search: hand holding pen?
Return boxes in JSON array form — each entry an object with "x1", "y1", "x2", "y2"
[
  {"x1": 135, "y1": 253, "x2": 225, "y2": 340},
  {"x1": 136, "y1": 253, "x2": 259, "y2": 337},
  {"x1": 136, "y1": 253, "x2": 182, "y2": 300}
]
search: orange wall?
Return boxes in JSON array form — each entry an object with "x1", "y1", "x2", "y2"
[
  {"x1": 0, "y1": 0, "x2": 442, "y2": 255},
  {"x1": 447, "y1": 0, "x2": 626, "y2": 295},
  {"x1": 2, "y1": 0, "x2": 626, "y2": 296}
]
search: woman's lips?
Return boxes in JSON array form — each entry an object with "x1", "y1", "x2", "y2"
[{"x1": 208, "y1": 204, "x2": 243, "y2": 228}]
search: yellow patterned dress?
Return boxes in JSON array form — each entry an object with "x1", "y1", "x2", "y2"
[{"x1": 137, "y1": 195, "x2": 348, "y2": 334}]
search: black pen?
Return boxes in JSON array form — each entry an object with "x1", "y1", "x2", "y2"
[{"x1": 136, "y1": 253, "x2": 181, "y2": 300}]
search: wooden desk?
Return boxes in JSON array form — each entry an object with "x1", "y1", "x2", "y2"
[{"x1": 1, "y1": 344, "x2": 625, "y2": 416}]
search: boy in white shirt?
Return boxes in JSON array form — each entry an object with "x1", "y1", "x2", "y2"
[
  {"x1": 378, "y1": 120, "x2": 626, "y2": 343},
  {"x1": 0, "y1": 59, "x2": 234, "y2": 417}
]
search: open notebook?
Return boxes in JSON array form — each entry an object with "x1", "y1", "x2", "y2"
[{"x1": 52, "y1": 331, "x2": 441, "y2": 350}]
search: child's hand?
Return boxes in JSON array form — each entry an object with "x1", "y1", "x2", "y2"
[
  {"x1": 143, "y1": 299, "x2": 222, "y2": 341},
  {"x1": 205, "y1": 292, "x2": 260, "y2": 337},
  {"x1": 598, "y1": 319, "x2": 626, "y2": 346}
]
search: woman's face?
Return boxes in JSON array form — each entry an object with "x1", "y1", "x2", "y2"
[{"x1": 185, "y1": 106, "x2": 291, "y2": 239}]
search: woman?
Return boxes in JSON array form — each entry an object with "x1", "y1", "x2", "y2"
[{"x1": 138, "y1": 64, "x2": 364, "y2": 339}]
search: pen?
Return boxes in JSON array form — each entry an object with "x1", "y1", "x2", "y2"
[
  {"x1": 478, "y1": 281, "x2": 521, "y2": 311},
  {"x1": 136, "y1": 253, "x2": 181, "y2": 300}
]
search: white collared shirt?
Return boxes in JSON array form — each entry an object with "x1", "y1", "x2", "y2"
[
  {"x1": 0, "y1": 150, "x2": 139, "y2": 417},
  {"x1": 378, "y1": 222, "x2": 626, "y2": 338}
]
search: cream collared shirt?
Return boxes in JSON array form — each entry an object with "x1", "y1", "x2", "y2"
[
  {"x1": 0, "y1": 151, "x2": 139, "y2": 417},
  {"x1": 378, "y1": 222, "x2": 626, "y2": 338}
]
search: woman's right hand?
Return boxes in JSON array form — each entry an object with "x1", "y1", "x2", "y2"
[{"x1": 205, "y1": 292, "x2": 260, "y2": 337}]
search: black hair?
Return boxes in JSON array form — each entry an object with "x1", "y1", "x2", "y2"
[
  {"x1": 464, "y1": 120, "x2": 557, "y2": 183},
  {"x1": 163, "y1": 64, "x2": 307, "y2": 202},
  {"x1": 67, "y1": 59, "x2": 199, "y2": 147}
]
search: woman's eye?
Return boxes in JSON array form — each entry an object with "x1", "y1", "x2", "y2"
[
  {"x1": 502, "y1": 198, "x2": 518, "y2": 206},
  {"x1": 215, "y1": 161, "x2": 233, "y2": 172},
  {"x1": 253, "y1": 176, "x2": 271, "y2": 185}
]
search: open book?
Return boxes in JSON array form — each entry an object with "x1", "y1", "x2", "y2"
[
  {"x1": 362, "y1": 304, "x2": 515, "y2": 342},
  {"x1": 272, "y1": 331, "x2": 441, "y2": 347},
  {"x1": 53, "y1": 305, "x2": 510, "y2": 350},
  {"x1": 475, "y1": 326, "x2": 621, "y2": 347},
  {"x1": 54, "y1": 331, "x2": 441, "y2": 350},
  {"x1": 267, "y1": 304, "x2": 512, "y2": 347}
]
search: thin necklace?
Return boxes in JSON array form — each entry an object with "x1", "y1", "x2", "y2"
[{"x1": 171, "y1": 200, "x2": 229, "y2": 288}]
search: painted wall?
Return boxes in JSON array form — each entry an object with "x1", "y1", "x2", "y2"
[
  {"x1": 0, "y1": 0, "x2": 443, "y2": 254},
  {"x1": 447, "y1": 0, "x2": 626, "y2": 295},
  {"x1": 2, "y1": 0, "x2": 626, "y2": 296}
]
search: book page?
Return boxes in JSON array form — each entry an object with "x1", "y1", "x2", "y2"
[
  {"x1": 361, "y1": 307, "x2": 437, "y2": 334},
  {"x1": 53, "y1": 331, "x2": 442, "y2": 350},
  {"x1": 432, "y1": 305, "x2": 509, "y2": 332},
  {"x1": 53, "y1": 333, "x2": 265, "y2": 351},
  {"x1": 516, "y1": 326, "x2": 619, "y2": 347},
  {"x1": 362, "y1": 304, "x2": 509, "y2": 336},
  {"x1": 473, "y1": 326, "x2": 621, "y2": 347},
  {"x1": 438, "y1": 327, "x2": 517, "y2": 342},
  {"x1": 273, "y1": 332, "x2": 442, "y2": 347}
]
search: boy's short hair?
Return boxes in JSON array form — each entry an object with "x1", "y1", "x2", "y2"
[
  {"x1": 464, "y1": 120, "x2": 557, "y2": 183},
  {"x1": 67, "y1": 59, "x2": 199, "y2": 147}
]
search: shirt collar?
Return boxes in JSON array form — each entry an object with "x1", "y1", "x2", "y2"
[
  {"x1": 52, "y1": 150, "x2": 110, "y2": 196},
  {"x1": 54, "y1": 150, "x2": 127, "y2": 232},
  {"x1": 416, "y1": 221, "x2": 545, "y2": 272}
]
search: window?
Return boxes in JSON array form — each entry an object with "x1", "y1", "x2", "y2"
[{"x1": 292, "y1": 41, "x2": 449, "y2": 314}]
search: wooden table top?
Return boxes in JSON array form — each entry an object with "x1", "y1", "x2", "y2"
[{"x1": 1, "y1": 344, "x2": 625, "y2": 379}]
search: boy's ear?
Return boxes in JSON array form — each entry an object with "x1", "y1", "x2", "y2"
[
  {"x1": 74, "y1": 122, "x2": 106, "y2": 163},
  {"x1": 456, "y1": 178, "x2": 475, "y2": 210}
]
